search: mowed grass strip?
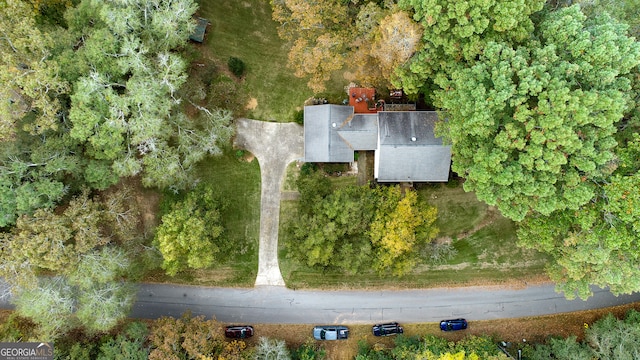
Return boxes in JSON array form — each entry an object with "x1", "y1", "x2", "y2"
[{"x1": 279, "y1": 179, "x2": 550, "y2": 289}]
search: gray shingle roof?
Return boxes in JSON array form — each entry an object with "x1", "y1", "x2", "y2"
[
  {"x1": 376, "y1": 111, "x2": 451, "y2": 182},
  {"x1": 304, "y1": 107, "x2": 451, "y2": 182},
  {"x1": 375, "y1": 146, "x2": 452, "y2": 182},
  {"x1": 337, "y1": 114, "x2": 378, "y2": 151},
  {"x1": 304, "y1": 105, "x2": 354, "y2": 162}
]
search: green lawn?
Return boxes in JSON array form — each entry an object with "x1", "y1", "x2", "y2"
[
  {"x1": 145, "y1": 146, "x2": 261, "y2": 287},
  {"x1": 279, "y1": 179, "x2": 550, "y2": 289},
  {"x1": 196, "y1": 0, "x2": 345, "y2": 122}
]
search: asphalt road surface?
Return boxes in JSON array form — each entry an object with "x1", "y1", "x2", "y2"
[{"x1": 130, "y1": 283, "x2": 640, "y2": 324}]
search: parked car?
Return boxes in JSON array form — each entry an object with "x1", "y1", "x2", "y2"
[
  {"x1": 312, "y1": 326, "x2": 349, "y2": 340},
  {"x1": 440, "y1": 319, "x2": 468, "y2": 331},
  {"x1": 372, "y1": 322, "x2": 404, "y2": 336},
  {"x1": 225, "y1": 325, "x2": 254, "y2": 338}
]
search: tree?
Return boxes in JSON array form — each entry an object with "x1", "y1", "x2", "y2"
[
  {"x1": 219, "y1": 340, "x2": 248, "y2": 360},
  {"x1": 0, "y1": 191, "x2": 107, "y2": 289},
  {"x1": 69, "y1": 247, "x2": 136, "y2": 333},
  {"x1": 11, "y1": 277, "x2": 75, "y2": 340},
  {"x1": 286, "y1": 184, "x2": 377, "y2": 273},
  {"x1": 0, "y1": 191, "x2": 138, "y2": 335},
  {"x1": 1, "y1": 0, "x2": 229, "y2": 226},
  {"x1": 434, "y1": 6, "x2": 640, "y2": 222},
  {"x1": 369, "y1": 186, "x2": 438, "y2": 276},
  {"x1": 148, "y1": 312, "x2": 223, "y2": 360},
  {"x1": 586, "y1": 310, "x2": 640, "y2": 359},
  {"x1": 270, "y1": 0, "x2": 349, "y2": 91},
  {"x1": 517, "y1": 173, "x2": 640, "y2": 299},
  {"x1": 530, "y1": 310, "x2": 640, "y2": 359},
  {"x1": 64, "y1": 0, "x2": 232, "y2": 190},
  {"x1": 394, "y1": 0, "x2": 545, "y2": 95},
  {"x1": 97, "y1": 322, "x2": 150, "y2": 360},
  {"x1": 288, "y1": 179, "x2": 439, "y2": 276},
  {"x1": 529, "y1": 336, "x2": 592, "y2": 360},
  {"x1": 0, "y1": 0, "x2": 69, "y2": 140},
  {"x1": 369, "y1": 11, "x2": 423, "y2": 84},
  {"x1": 273, "y1": 0, "x2": 415, "y2": 91},
  {"x1": 154, "y1": 184, "x2": 227, "y2": 276},
  {"x1": 254, "y1": 337, "x2": 291, "y2": 360}
]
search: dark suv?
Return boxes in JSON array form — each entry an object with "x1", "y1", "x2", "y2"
[
  {"x1": 372, "y1": 322, "x2": 404, "y2": 336},
  {"x1": 440, "y1": 319, "x2": 468, "y2": 331},
  {"x1": 225, "y1": 325, "x2": 254, "y2": 338}
]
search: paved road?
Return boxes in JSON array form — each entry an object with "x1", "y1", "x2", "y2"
[
  {"x1": 129, "y1": 283, "x2": 640, "y2": 323},
  {"x1": 2, "y1": 282, "x2": 639, "y2": 324},
  {"x1": 233, "y1": 119, "x2": 303, "y2": 286}
]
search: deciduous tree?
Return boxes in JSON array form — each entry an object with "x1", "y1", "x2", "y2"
[
  {"x1": 0, "y1": 0, "x2": 69, "y2": 140},
  {"x1": 288, "y1": 176, "x2": 439, "y2": 276},
  {"x1": 394, "y1": 0, "x2": 544, "y2": 94},
  {"x1": 148, "y1": 312, "x2": 223, "y2": 360},
  {"x1": 369, "y1": 186, "x2": 438, "y2": 276},
  {"x1": 154, "y1": 184, "x2": 227, "y2": 276},
  {"x1": 287, "y1": 184, "x2": 377, "y2": 273},
  {"x1": 435, "y1": 6, "x2": 640, "y2": 221}
]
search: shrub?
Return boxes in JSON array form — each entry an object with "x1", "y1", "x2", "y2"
[
  {"x1": 227, "y1": 57, "x2": 246, "y2": 77},
  {"x1": 293, "y1": 109, "x2": 304, "y2": 124}
]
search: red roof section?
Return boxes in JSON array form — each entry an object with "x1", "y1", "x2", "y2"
[{"x1": 349, "y1": 87, "x2": 381, "y2": 114}]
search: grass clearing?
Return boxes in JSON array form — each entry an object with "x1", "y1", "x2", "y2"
[
  {"x1": 195, "y1": 0, "x2": 345, "y2": 122},
  {"x1": 143, "y1": 145, "x2": 261, "y2": 287},
  {"x1": 279, "y1": 180, "x2": 550, "y2": 289}
]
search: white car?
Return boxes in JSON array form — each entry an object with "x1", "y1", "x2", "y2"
[{"x1": 312, "y1": 326, "x2": 349, "y2": 340}]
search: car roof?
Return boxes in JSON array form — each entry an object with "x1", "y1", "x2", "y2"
[{"x1": 375, "y1": 322, "x2": 400, "y2": 327}]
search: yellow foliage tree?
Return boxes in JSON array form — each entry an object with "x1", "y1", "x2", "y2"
[{"x1": 369, "y1": 187, "x2": 438, "y2": 276}]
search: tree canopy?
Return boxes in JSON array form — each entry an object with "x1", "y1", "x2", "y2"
[
  {"x1": 154, "y1": 184, "x2": 228, "y2": 276},
  {"x1": 394, "y1": 0, "x2": 545, "y2": 94},
  {"x1": 1, "y1": 191, "x2": 138, "y2": 338},
  {"x1": 271, "y1": 0, "x2": 423, "y2": 91},
  {"x1": 0, "y1": 0, "x2": 233, "y2": 226},
  {"x1": 434, "y1": 6, "x2": 640, "y2": 221},
  {"x1": 287, "y1": 171, "x2": 438, "y2": 276}
]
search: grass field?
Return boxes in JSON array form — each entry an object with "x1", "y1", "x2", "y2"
[
  {"x1": 279, "y1": 178, "x2": 550, "y2": 289},
  {"x1": 194, "y1": 0, "x2": 345, "y2": 122},
  {"x1": 144, "y1": 145, "x2": 261, "y2": 287}
]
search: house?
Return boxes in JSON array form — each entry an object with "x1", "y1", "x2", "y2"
[{"x1": 304, "y1": 104, "x2": 451, "y2": 182}]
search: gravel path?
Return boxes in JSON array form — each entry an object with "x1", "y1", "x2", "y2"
[{"x1": 233, "y1": 119, "x2": 303, "y2": 286}]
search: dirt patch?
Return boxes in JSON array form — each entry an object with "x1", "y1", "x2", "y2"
[{"x1": 245, "y1": 97, "x2": 258, "y2": 110}]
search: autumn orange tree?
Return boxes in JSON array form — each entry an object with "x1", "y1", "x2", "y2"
[
  {"x1": 271, "y1": 0, "x2": 423, "y2": 91},
  {"x1": 149, "y1": 312, "x2": 224, "y2": 360}
]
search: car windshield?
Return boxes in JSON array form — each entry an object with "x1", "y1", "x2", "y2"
[{"x1": 320, "y1": 330, "x2": 326, "y2": 340}]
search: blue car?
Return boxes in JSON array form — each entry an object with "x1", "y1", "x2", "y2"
[{"x1": 440, "y1": 318, "x2": 468, "y2": 331}]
